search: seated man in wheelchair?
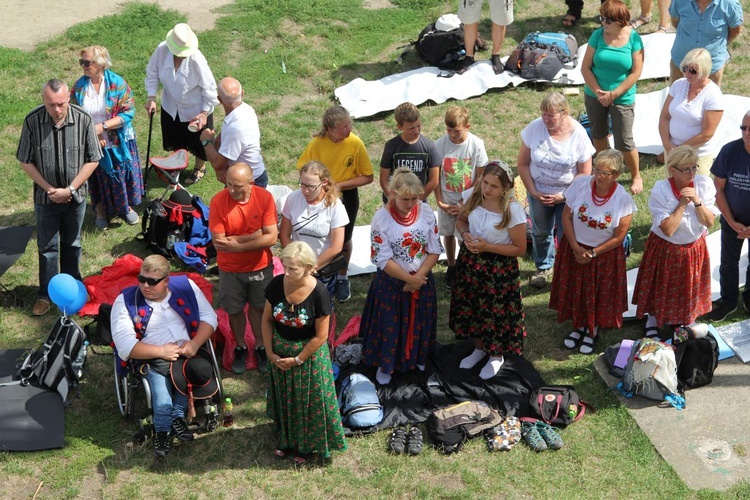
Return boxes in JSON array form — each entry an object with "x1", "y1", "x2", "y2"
[{"x1": 110, "y1": 255, "x2": 218, "y2": 457}]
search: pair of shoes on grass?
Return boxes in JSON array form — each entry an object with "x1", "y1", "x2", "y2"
[
  {"x1": 521, "y1": 419, "x2": 563, "y2": 452},
  {"x1": 389, "y1": 425, "x2": 423, "y2": 455}
]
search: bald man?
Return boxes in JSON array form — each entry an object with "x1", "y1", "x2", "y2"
[
  {"x1": 199, "y1": 77, "x2": 268, "y2": 187},
  {"x1": 209, "y1": 163, "x2": 277, "y2": 374}
]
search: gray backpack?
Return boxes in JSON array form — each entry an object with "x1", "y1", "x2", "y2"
[{"x1": 620, "y1": 338, "x2": 684, "y2": 408}]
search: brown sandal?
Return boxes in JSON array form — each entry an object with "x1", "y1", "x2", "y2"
[{"x1": 184, "y1": 167, "x2": 206, "y2": 186}]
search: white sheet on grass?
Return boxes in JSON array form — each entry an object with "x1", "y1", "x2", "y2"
[{"x1": 335, "y1": 33, "x2": 675, "y2": 119}]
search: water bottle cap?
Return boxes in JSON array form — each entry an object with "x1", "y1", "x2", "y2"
[{"x1": 225, "y1": 397, "x2": 232, "y2": 404}]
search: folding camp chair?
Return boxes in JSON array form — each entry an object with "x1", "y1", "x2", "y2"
[{"x1": 142, "y1": 110, "x2": 191, "y2": 199}]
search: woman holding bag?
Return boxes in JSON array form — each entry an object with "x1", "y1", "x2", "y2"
[
  {"x1": 70, "y1": 45, "x2": 143, "y2": 229},
  {"x1": 279, "y1": 161, "x2": 349, "y2": 298}
]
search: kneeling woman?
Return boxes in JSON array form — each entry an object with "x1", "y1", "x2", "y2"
[
  {"x1": 633, "y1": 145, "x2": 718, "y2": 334},
  {"x1": 262, "y1": 241, "x2": 346, "y2": 464},
  {"x1": 360, "y1": 167, "x2": 443, "y2": 385},
  {"x1": 549, "y1": 149, "x2": 636, "y2": 354},
  {"x1": 450, "y1": 161, "x2": 527, "y2": 379}
]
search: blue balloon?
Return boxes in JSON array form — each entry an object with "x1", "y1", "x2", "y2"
[
  {"x1": 48, "y1": 273, "x2": 78, "y2": 309},
  {"x1": 61, "y1": 280, "x2": 88, "y2": 316}
]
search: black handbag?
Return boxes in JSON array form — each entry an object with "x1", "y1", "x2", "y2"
[{"x1": 315, "y1": 253, "x2": 347, "y2": 278}]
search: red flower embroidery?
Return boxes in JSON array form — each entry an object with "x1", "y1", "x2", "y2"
[
  {"x1": 578, "y1": 206, "x2": 586, "y2": 213},
  {"x1": 408, "y1": 242, "x2": 421, "y2": 257},
  {"x1": 588, "y1": 220, "x2": 597, "y2": 227},
  {"x1": 184, "y1": 308, "x2": 191, "y2": 315},
  {"x1": 177, "y1": 298, "x2": 185, "y2": 306},
  {"x1": 581, "y1": 215, "x2": 588, "y2": 222},
  {"x1": 138, "y1": 308, "x2": 146, "y2": 317},
  {"x1": 191, "y1": 320, "x2": 198, "y2": 327},
  {"x1": 373, "y1": 235, "x2": 383, "y2": 244}
]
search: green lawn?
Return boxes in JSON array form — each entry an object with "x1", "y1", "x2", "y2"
[{"x1": 1, "y1": 0, "x2": 749, "y2": 497}]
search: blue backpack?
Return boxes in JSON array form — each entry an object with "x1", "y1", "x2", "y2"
[
  {"x1": 504, "y1": 32, "x2": 579, "y2": 79},
  {"x1": 338, "y1": 373, "x2": 383, "y2": 428}
]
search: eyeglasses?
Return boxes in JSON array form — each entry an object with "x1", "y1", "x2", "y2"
[
  {"x1": 681, "y1": 66, "x2": 699, "y2": 75},
  {"x1": 593, "y1": 168, "x2": 615, "y2": 177},
  {"x1": 137, "y1": 274, "x2": 168, "y2": 286},
  {"x1": 599, "y1": 15, "x2": 614, "y2": 25},
  {"x1": 79, "y1": 59, "x2": 93, "y2": 68},
  {"x1": 298, "y1": 181, "x2": 323, "y2": 191},
  {"x1": 740, "y1": 125, "x2": 750, "y2": 131},
  {"x1": 672, "y1": 164, "x2": 699, "y2": 174}
]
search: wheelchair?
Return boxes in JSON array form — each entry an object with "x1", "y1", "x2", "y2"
[{"x1": 95, "y1": 303, "x2": 225, "y2": 444}]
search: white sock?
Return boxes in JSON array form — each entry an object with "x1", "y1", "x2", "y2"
[
  {"x1": 376, "y1": 368, "x2": 392, "y2": 385},
  {"x1": 417, "y1": 363, "x2": 425, "y2": 372},
  {"x1": 460, "y1": 348, "x2": 485, "y2": 369},
  {"x1": 479, "y1": 356, "x2": 505, "y2": 380},
  {"x1": 646, "y1": 314, "x2": 657, "y2": 329}
]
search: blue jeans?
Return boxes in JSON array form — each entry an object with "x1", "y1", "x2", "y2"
[
  {"x1": 254, "y1": 169, "x2": 269, "y2": 189},
  {"x1": 719, "y1": 217, "x2": 750, "y2": 308},
  {"x1": 34, "y1": 200, "x2": 86, "y2": 299},
  {"x1": 144, "y1": 368, "x2": 187, "y2": 433},
  {"x1": 527, "y1": 195, "x2": 565, "y2": 270}
]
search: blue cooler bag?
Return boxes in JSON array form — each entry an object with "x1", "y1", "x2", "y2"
[{"x1": 338, "y1": 373, "x2": 383, "y2": 428}]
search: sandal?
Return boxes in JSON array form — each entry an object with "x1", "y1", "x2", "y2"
[
  {"x1": 629, "y1": 15, "x2": 652, "y2": 29},
  {"x1": 520, "y1": 419, "x2": 547, "y2": 452},
  {"x1": 274, "y1": 448, "x2": 289, "y2": 460},
  {"x1": 644, "y1": 325, "x2": 660, "y2": 339},
  {"x1": 562, "y1": 13, "x2": 579, "y2": 27},
  {"x1": 184, "y1": 167, "x2": 206, "y2": 186},
  {"x1": 563, "y1": 328, "x2": 585, "y2": 349},
  {"x1": 535, "y1": 421, "x2": 564, "y2": 450},
  {"x1": 657, "y1": 25, "x2": 676, "y2": 34},
  {"x1": 388, "y1": 426, "x2": 407, "y2": 454},
  {"x1": 292, "y1": 452, "x2": 312, "y2": 465},
  {"x1": 579, "y1": 334, "x2": 597, "y2": 355}
]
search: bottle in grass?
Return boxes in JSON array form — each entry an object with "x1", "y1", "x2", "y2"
[{"x1": 223, "y1": 398, "x2": 234, "y2": 427}]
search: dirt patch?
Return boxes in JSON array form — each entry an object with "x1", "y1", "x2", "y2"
[
  {"x1": 0, "y1": 0, "x2": 236, "y2": 51},
  {"x1": 363, "y1": 0, "x2": 394, "y2": 9}
]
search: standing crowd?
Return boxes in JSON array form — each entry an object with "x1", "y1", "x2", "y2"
[{"x1": 15, "y1": 0, "x2": 747, "y2": 462}]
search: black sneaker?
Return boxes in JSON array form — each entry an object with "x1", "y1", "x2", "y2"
[
  {"x1": 336, "y1": 278, "x2": 351, "y2": 303},
  {"x1": 171, "y1": 417, "x2": 195, "y2": 441},
  {"x1": 388, "y1": 426, "x2": 407, "y2": 454},
  {"x1": 255, "y1": 346, "x2": 268, "y2": 374},
  {"x1": 707, "y1": 301, "x2": 737, "y2": 322},
  {"x1": 406, "y1": 426, "x2": 423, "y2": 455},
  {"x1": 491, "y1": 54, "x2": 505, "y2": 74},
  {"x1": 232, "y1": 346, "x2": 248, "y2": 374},
  {"x1": 153, "y1": 431, "x2": 173, "y2": 457},
  {"x1": 445, "y1": 265, "x2": 455, "y2": 290}
]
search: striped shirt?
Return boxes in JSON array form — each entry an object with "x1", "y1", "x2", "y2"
[{"x1": 16, "y1": 103, "x2": 102, "y2": 205}]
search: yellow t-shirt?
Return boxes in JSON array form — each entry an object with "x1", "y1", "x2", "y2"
[{"x1": 296, "y1": 133, "x2": 373, "y2": 184}]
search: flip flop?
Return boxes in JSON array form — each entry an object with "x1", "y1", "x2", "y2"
[
  {"x1": 629, "y1": 15, "x2": 652, "y2": 29},
  {"x1": 274, "y1": 448, "x2": 289, "y2": 460},
  {"x1": 292, "y1": 452, "x2": 312, "y2": 465}
]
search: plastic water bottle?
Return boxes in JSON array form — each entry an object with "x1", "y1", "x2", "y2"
[
  {"x1": 222, "y1": 398, "x2": 234, "y2": 427},
  {"x1": 568, "y1": 404, "x2": 578, "y2": 420},
  {"x1": 72, "y1": 341, "x2": 88, "y2": 379}
]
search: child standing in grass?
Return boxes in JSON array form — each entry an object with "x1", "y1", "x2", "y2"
[
  {"x1": 379, "y1": 102, "x2": 441, "y2": 204},
  {"x1": 434, "y1": 106, "x2": 488, "y2": 289}
]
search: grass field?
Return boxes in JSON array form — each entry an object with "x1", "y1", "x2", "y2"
[{"x1": 1, "y1": 0, "x2": 750, "y2": 497}]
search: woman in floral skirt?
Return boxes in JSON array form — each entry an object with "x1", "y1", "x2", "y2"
[
  {"x1": 262, "y1": 241, "x2": 346, "y2": 464},
  {"x1": 360, "y1": 168, "x2": 443, "y2": 385},
  {"x1": 549, "y1": 149, "x2": 636, "y2": 354},
  {"x1": 450, "y1": 161, "x2": 527, "y2": 379}
]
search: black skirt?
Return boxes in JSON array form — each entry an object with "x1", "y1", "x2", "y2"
[{"x1": 160, "y1": 108, "x2": 214, "y2": 161}]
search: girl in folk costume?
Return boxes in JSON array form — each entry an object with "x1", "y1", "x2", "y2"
[
  {"x1": 549, "y1": 149, "x2": 637, "y2": 354},
  {"x1": 450, "y1": 161, "x2": 527, "y2": 380},
  {"x1": 360, "y1": 168, "x2": 443, "y2": 385},
  {"x1": 633, "y1": 144, "x2": 719, "y2": 334}
]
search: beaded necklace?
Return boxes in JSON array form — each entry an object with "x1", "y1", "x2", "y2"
[
  {"x1": 389, "y1": 202, "x2": 419, "y2": 226},
  {"x1": 591, "y1": 179, "x2": 617, "y2": 206}
]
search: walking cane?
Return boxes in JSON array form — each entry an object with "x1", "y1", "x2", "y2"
[{"x1": 143, "y1": 109, "x2": 154, "y2": 191}]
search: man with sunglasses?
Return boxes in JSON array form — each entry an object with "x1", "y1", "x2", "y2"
[
  {"x1": 110, "y1": 254, "x2": 218, "y2": 457},
  {"x1": 17, "y1": 79, "x2": 102, "y2": 316},
  {"x1": 198, "y1": 77, "x2": 268, "y2": 188},
  {"x1": 209, "y1": 162, "x2": 278, "y2": 374},
  {"x1": 708, "y1": 112, "x2": 750, "y2": 321}
]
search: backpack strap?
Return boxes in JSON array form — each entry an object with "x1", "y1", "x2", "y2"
[{"x1": 344, "y1": 403, "x2": 383, "y2": 417}]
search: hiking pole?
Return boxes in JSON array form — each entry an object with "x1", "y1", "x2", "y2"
[{"x1": 143, "y1": 109, "x2": 154, "y2": 191}]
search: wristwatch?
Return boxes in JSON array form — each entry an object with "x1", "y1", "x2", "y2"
[
  {"x1": 102, "y1": 122, "x2": 108, "y2": 131},
  {"x1": 201, "y1": 139, "x2": 212, "y2": 147},
  {"x1": 591, "y1": 249, "x2": 597, "y2": 258}
]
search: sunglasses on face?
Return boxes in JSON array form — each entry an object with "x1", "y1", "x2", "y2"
[
  {"x1": 740, "y1": 126, "x2": 750, "y2": 131},
  {"x1": 599, "y1": 15, "x2": 614, "y2": 25},
  {"x1": 79, "y1": 59, "x2": 93, "y2": 68},
  {"x1": 682, "y1": 66, "x2": 699, "y2": 75},
  {"x1": 137, "y1": 274, "x2": 168, "y2": 286}
]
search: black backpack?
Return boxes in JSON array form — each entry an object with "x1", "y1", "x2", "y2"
[
  {"x1": 415, "y1": 22, "x2": 466, "y2": 71},
  {"x1": 13, "y1": 316, "x2": 87, "y2": 406},
  {"x1": 426, "y1": 400, "x2": 504, "y2": 454},
  {"x1": 528, "y1": 385, "x2": 588, "y2": 426},
  {"x1": 141, "y1": 191, "x2": 196, "y2": 257},
  {"x1": 674, "y1": 327, "x2": 719, "y2": 389}
]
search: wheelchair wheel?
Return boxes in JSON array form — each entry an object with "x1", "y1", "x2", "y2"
[{"x1": 114, "y1": 356, "x2": 134, "y2": 418}]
